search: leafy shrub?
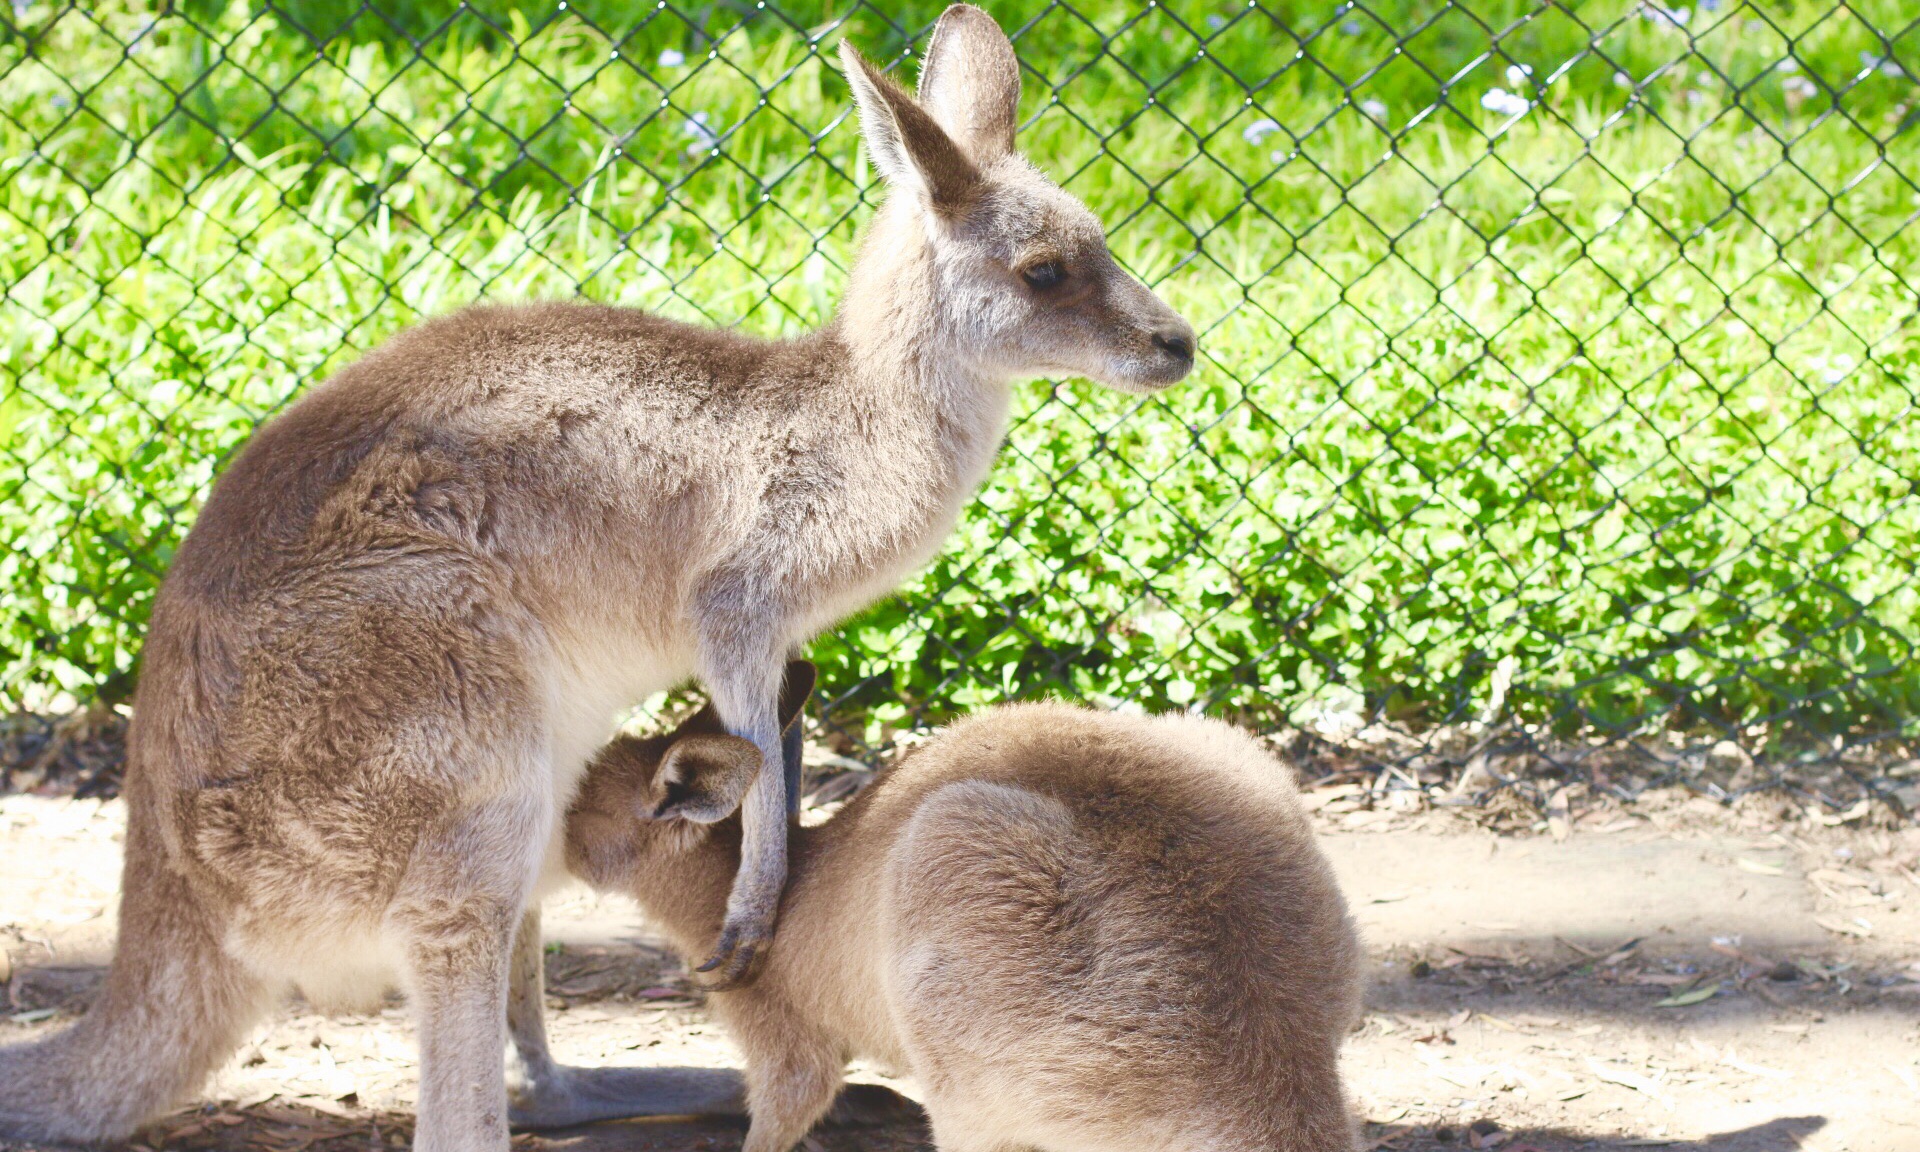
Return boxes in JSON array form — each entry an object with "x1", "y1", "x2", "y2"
[{"x1": 2, "y1": 0, "x2": 1916, "y2": 752}]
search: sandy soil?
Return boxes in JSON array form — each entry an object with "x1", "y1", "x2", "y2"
[{"x1": 2, "y1": 788, "x2": 1916, "y2": 1152}]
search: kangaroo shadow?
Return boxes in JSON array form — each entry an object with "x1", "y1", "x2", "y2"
[{"x1": 1369, "y1": 1115, "x2": 1827, "y2": 1152}]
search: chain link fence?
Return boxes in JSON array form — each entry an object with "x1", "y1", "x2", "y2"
[{"x1": 2, "y1": 0, "x2": 1917, "y2": 813}]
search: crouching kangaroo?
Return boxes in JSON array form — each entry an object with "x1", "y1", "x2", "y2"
[
  {"x1": 568, "y1": 663, "x2": 1364, "y2": 1152},
  {"x1": 0, "y1": 6, "x2": 1194, "y2": 1149}
]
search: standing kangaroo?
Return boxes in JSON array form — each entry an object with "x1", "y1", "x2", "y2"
[
  {"x1": 567, "y1": 662, "x2": 1364, "y2": 1152},
  {"x1": 0, "y1": 7, "x2": 1194, "y2": 1150}
]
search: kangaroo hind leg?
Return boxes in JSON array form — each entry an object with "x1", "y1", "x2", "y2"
[
  {"x1": 505, "y1": 906, "x2": 747, "y2": 1127},
  {"x1": 0, "y1": 815, "x2": 273, "y2": 1144},
  {"x1": 393, "y1": 790, "x2": 548, "y2": 1152}
]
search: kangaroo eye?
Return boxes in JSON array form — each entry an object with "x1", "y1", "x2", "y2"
[{"x1": 1021, "y1": 262, "x2": 1067, "y2": 290}]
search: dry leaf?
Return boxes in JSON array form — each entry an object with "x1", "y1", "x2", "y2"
[
  {"x1": 1632, "y1": 973, "x2": 1697, "y2": 986},
  {"x1": 1806, "y1": 799, "x2": 1871, "y2": 826},
  {"x1": 230, "y1": 1089, "x2": 278, "y2": 1110},
  {"x1": 1721, "y1": 1053, "x2": 1788, "y2": 1080},
  {"x1": 1585, "y1": 1057, "x2": 1667, "y2": 1099},
  {"x1": 1655, "y1": 981, "x2": 1720, "y2": 1008},
  {"x1": 1814, "y1": 915, "x2": 1873, "y2": 938},
  {"x1": 1414, "y1": 1047, "x2": 1481, "y2": 1088},
  {"x1": 1547, "y1": 787, "x2": 1572, "y2": 842},
  {"x1": 1735, "y1": 857, "x2": 1785, "y2": 876},
  {"x1": 1587, "y1": 818, "x2": 1642, "y2": 834},
  {"x1": 1601, "y1": 939, "x2": 1644, "y2": 966},
  {"x1": 1808, "y1": 868, "x2": 1871, "y2": 888},
  {"x1": 1555, "y1": 937, "x2": 1604, "y2": 959}
]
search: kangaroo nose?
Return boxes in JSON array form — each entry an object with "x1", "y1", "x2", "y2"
[{"x1": 1152, "y1": 329, "x2": 1194, "y2": 363}]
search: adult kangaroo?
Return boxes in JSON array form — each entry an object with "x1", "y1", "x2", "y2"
[{"x1": 0, "y1": 6, "x2": 1194, "y2": 1151}]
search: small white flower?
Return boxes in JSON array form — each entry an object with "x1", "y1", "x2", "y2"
[
  {"x1": 1862, "y1": 51, "x2": 1906, "y2": 78},
  {"x1": 1480, "y1": 88, "x2": 1529, "y2": 117},
  {"x1": 683, "y1": 111, "x2": 719, "y2": 156},
  {"x1": 1642, "y1": 5, "x2": 1690, "y2": 28},
  {"x1": 1505, "y1": 63, "x2": 1533, "y2": 89},
  {"x1": 1242, "y1": 117, "x2": 1281, "y2": 145},
  {"x1": 1205, "y1": 14, "x2": 1225, "y2": 30},
  {"x1": 1360, "y1": 97, "x2": 1388, "y2": 122},
  {"x1": 658, "y1": 48, "x2": 685, "y2": 68},
  {"x1": 1613, "y1": 71, "x2": 1632, "y2": 88},
  {"x1": 1777, "y1": 58, "x2": 1799, "y2": 73}
]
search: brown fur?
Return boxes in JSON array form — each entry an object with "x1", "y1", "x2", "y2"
[
  {"x1": 570, "y1": 672, "x2": 1364, "y2": 1152},
  {"x1": 0, "y1": 7, "x2": 1194, "y2": 1149}
]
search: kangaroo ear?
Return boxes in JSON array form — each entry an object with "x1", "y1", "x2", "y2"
[
  {"x1": 918, "y1": 4, "x2": 1021, "y2": 161},
  {"x1": 650, "y1": 735, "x2": 762, "y2": 824},
  {"x1": 778, "y1": 660, "x2": 817, "y2": 735},
  {"x1": 839, "y1": 40, "x2": 980, "y2": 213}
]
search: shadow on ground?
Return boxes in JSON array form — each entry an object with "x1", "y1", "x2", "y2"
[
  {"x1": 1367, "y1": 1115, "x2": 1828, "y2": 1152},
  {"x1": 0, "y1": 1104, "x2": 1833, "y2": 1152}
]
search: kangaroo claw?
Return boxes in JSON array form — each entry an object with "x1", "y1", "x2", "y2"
[{"x1": 695, "y1": 916, "x2": 772, "y2": 990}]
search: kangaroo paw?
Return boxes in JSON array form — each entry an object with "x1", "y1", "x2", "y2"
[{"x1": 695, "y1": 912, "x2": 774, "y2": 990}]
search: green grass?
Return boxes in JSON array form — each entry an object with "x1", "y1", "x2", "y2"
[{"x1": 3, "y1": 0, "x2": 1918, "y2": 751}]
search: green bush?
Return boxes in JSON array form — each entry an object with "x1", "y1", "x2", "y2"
[{"x1": 3, "y1": 0, "x2": 1917, "y2": 748}]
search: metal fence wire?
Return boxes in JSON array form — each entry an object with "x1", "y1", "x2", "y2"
[{"x1": 2, "y1": 0, "x2": 1918, "y2": 814}]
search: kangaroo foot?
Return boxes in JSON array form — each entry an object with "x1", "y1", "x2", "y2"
[
  {"x1": 508, "y1": 1064, "x2": 746, "y2": 1129},
  {"x1": 507, "y1": 1066, "x2": 921, "y2": 1131},
  {"x1": 823, "y1": 1082, "x2": 925, "y2": 1128}
]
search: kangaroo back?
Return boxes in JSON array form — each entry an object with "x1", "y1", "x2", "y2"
[{"x1": 877, "y1": 711, "x2": 1360, "y2": 1152}]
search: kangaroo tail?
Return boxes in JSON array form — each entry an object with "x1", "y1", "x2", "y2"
[{"x1": 0, "y1": 809, "x2": 268, "y2": 1144}]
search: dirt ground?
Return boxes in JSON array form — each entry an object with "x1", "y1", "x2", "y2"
[{"x1": 2, "y1": 785, "x2": 1916, "y2": 1152}]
